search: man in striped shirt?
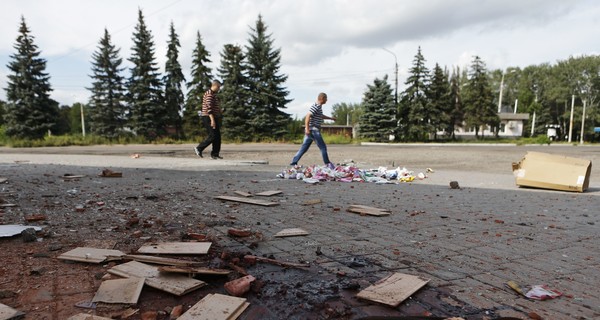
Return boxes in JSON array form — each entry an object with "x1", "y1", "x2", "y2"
[
  {"x1": 194, "y1": 80, "x2": 223, "y2": 159},
  {"x1": 290, "y1": 92, "x2": 336, "y2": 168}
]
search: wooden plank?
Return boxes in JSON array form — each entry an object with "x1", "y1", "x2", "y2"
[
  {"x1": 124, "y1": 254, "x2": 199, "y2": 267},
  {"x1": 274, "y1": 228, "x2": 309, "y2": 237},
  {"x1": 0, "y1": 303, "x2": 24, "y2": 320},
  {"x1": 67, "y1": 314, "x2": 113, "y2": 320},
  {"x1": 349, "y1": 205, "x2": 391, "y2": 212},
  {"x1": 58, "y1": 247, "x2": 125, "y2": 264},
  {"x1": 108, "y1": 261, "x2": 206, "y2": 296},
  {"x1": 91, "y1": 277, "x2": 144, "y2": 304},
  {"x1": 62, "y1": 175, "x2": 86, "y2": 180},
  {"x1": 215, "y1": 196, "x2": 279, "y2": 207},
  {"x1": 303, "y1": 199, "x2": 322, "y2": 205},
  {"x1": 178, "y1": 293, "x2": 248, "y2": 320},
  {"x1": 356, "y1": 272, "x2": 429, "y2": 307},
  {"x1": 158, "y1": 266, "x2": 231, "y2": 275},
  {"x1": 347, "y1": 205, "x2": 390, "y2": 217},
  {"x1": 233, "y1": 191, "x2": 252, "y2": 197},
  {"x1": 255, "y1": 190, "x2": 282, "y2": 196},
  {"x1": 137, "y1": 242, "x2": 211, "y2": 255}
]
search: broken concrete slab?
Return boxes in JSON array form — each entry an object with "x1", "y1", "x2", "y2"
[
  {"x1": 137, "y1": 242, "x2": 211, "y2": 255},
  {"x1": 357, "y1": 272, "x2": 430, "y2": 307},
  {"x1": 0, "y1": 225, "x2": 42, "y2": 238},
  {"x1": 58, "y1": 247, "x2": 126, "y2": 264},
  {"x1": 178, "y1": 293, "x2": 249, "y2": 320},
  {"x1": 108, "y1": 261, "x2": 206, "y2": 296},
  {"x1": 215, "y1": 195, "x2": 279, "y2": 207},
  {"x1": 274, "y1": 228, "x2": 309, "y2": 237},
  {"x1": 0, "y1": 303, "x2": 24, "y2": 320},
  {"x1": 91, "y1": 277, "x2": 145, "y2": 304}
]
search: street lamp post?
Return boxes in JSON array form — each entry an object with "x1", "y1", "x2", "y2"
[
  {"x1": 382, "y1": 48, "x2": 398, "y2": 105},
  {"x1": 497, "y1": 72, "x2": 505, "y2": 113}
]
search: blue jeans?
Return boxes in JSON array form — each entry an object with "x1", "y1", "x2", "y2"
[{"x1": 291, "y1": 128, "x2": 331, "y2": 165}]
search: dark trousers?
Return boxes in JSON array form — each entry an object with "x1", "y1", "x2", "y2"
[{"x1": 197, "y1": 116, "x2": 221, "y2": 157}]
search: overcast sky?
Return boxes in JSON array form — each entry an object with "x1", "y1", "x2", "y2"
[{"x1": 1, "y1": 0, "x2": 598, "y2": 118}]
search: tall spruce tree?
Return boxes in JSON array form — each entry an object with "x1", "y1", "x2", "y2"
[
  {"x1": 447, "y1": 66, "x2": 464, "y2": 139},
  {"x1": 359, "y1": 75, "x2": 396, "y2": 142},
  {"x1": 5, "y1": 16, "x2": 59, "y2": 139},
  {"x1": 463, "y1": 56, "x2": 499, "y2": 138},
  {"x1": 88, "y1": 29, "x2": 126, "y2": 138},
  {"x1": 219, "y1": 44, "x2": 252, "y2": 141},
  {"x1": 427, "y1": 63, "x2": 451, "y2": 140},
  {"x1": 244, "y1": 14, "x2": 291, "y2": 139},
  {"x1": 127, "y1": 9, "x2": 165, "y2": 140},
  {"x1": 399, "y1": 47, "x2": 430, "y2": 141},
  {"x1": 183, "y1": 31, "x2": 212, "y2": 138},
  {"x1": 163, "y1": 22, "x2": 186, "y2": 138}
]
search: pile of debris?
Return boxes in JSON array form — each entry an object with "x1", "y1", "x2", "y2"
[{"x1": 277, "y1": 163, "x2": 431, "y2": 184}]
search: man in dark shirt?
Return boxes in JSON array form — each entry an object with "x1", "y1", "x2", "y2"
[{"x1": 194, "y1": 80, "x2": 223, "y2": 159}]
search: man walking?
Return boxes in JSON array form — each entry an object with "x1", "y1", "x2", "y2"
[
  {"x1": 195, "y1": 80, "x2": 223, "y2": 159},
  {"x1": 290, "y1": 92, "x2": 336, "y2": 168}
]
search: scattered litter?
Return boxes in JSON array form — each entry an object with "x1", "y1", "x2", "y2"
[
  {"x1": 243, "y1": 255, "x2": 309, "y2": 269},
  {"x1": 303, "y1": 178, "x2": 319, "y2": 184},
  {"x1": 108, "y1": 261, "x2": 206, "y2": 296},
  {"x1": 130, "y1": 153, "x2": 140, "y2": 158},
  {"x1": 124, "y1": 254, "x2": 199, "y2": 267},
  {"x1": 0, "y1": 225, "x2": 42, "y2": 238},
  {"x1": 67, "y1": 314, "x2": 112, "y2": 320},
  {"x1": 449, "y1": 181, "x2": 460, "y2": 189},
  {"x1": 224, "y1": 275, "x2": 256, "y2": 297},
  {"x1": 24, "y1": 214, "x2": 46, "y2": 222},
  {"x1": 233, "y1": 191, "x2": 252, "y2": 197},
  {"x1": 58, "y1": 247, "x2": 125, "y2": 264},
  {"x1": 506, "y1": 281, "x2": 562, "y2": 300},
  {"x1": 137, "y1": 242, "x2": 211, "y2": 255},
  {"x1": 74, "y1": 301, "x2": 97, "y2": 309},
  {"x1": 303, "y1": 199, "x2": 322, "y2": 205},
  {"x1": 277, "y1": 164, "x2": 428, "y2": 184},
  {"x1": 121, "y1": 308, "x2": 139, "y2": 319},
  {"x1": 347, "y1": 205, "x2": 391, "y2": 217},
  {"x1": 178, "y1": 293, "x2": 249, "y2": 320},
  {"x1": 274, "y1": 228, "x2": 309, "y2": 237},
  {"x1": 98, "y1": 169, "x2": 122, "y2": 178},
  {"x1": 215, "y1": 195, "x2": 279, "y2": 207},
  {"x1": 255, "y1": 190, "x2": 282, "y2": 196},
  {"x1": 426, "y1": 168, "x2": 435, "y2": 173},
  {"x1": 512, "y1": 151, "x2": 591, "y2": 192},
  {"x1": 91, "y1": 277, "x2": 144, "y2": 304},
  {"x1": 357, "y1": 272, "x2": 430, "y2": 307},
  {"x1": 0, "y1": 302, "x2": 25, "y2": 320},
  {"x1": 62, "y1": 174, "x2": 86, "y2": 180},
  {"x1": 157, "y1": 266, "x2": 230, "y2": 276}
]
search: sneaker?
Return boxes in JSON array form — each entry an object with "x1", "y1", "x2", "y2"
[
  {"x1": 194, "y1": 147, "x2": 203, "y2": 158},
  {"x1": 211, "y1": 155, "x2": 223, "y2": 160},
  {"x1": 327, "y1": 163, "x2": 335, "y2": 170}
]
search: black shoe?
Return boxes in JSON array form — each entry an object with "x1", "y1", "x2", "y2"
[
  {"x1": 194, "y1": 147, "x2": 203, "y2": 158},
  {"x1": 211, "y1": 155, "x2": 223, "y2": 160}
]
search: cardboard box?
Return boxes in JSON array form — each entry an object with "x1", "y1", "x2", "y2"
[{"x1": 512, "y1": 152, "x2": 592, "y2": 192}]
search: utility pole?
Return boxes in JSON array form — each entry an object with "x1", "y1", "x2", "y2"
[
  {"x1": 80, "y1": 103, "x2": 86, "y2": 137},
  {"x1": 382, "y1": 48, "x2": 398, "y2": 105},
  {"x1": 580, "y1": 100, "x2": 587, "y2": 144},
  {"x1": 568, "y1": 95, "x2": 575, "y2": 142},
  {"x1": 498, "y1": 72, "x2": 505, "y2": 113}
]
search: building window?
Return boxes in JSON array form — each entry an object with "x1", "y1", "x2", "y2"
[{"x1": 500, "y1": 123, "x2": 506, "y2": 132}]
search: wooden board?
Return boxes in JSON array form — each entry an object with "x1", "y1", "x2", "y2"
[
  {"x1": 215, "y1": 196, "x2": 279, "y2": 207},
  {"x1": 303, "y1": 199, "x2": 322, "y2": 205},
  {"x1": 62, "y1": 175, "x2": 86, "y2": 180},
  {"x1": 67, "y1": 314, "x2": 113, "y2": 320},
  {"x1": 158, "y1": 266, "x2": 231, "y2": 275},
  {"x1": 137, "y1": 242, "x2": 211, "y2": 255},
  {"x1": 108, "y1": 261, "x2": 206, "y2": 296},
  {"x1": 178, "y1": 293, "x2": 248, "y2": 320},
  {"x1": 233, "y1": 191, "x2": 252, "y2": 197},
  {"x1": 124, "y1": 254, "x2": 199, "y2": 267},
  {"x1": 274, "y1": 228, "x2": 309, "y2": 237},
  {"x1": 57, "y1": 247, "x2": 125, "y2": 263},
  {"x1": 349, "y1": 205, "x2": 391, "y2": 212},
  {"x1": 347, "y1": 205, "x2": 391, "y2": 217},
  {"x1": 0, "y1": 303, "x2": 24, "y2": 320},
  {"x1": 255, "y1": 190, "x2": 282, "y2": 197},
  {"x1": 356, "y1": 272, "x2": 429, "y2": 307},
  {"x1": 91, "y1": 278, "x2": 144, "y2": 304}
]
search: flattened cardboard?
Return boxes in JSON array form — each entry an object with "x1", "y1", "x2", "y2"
[
  {"x1": 0, "y1": 303, "x2": 24, "y2": 320},
  {"x1": 67, "y1": 314, "x2": 113, "y2": 320},
  {"x1": 357, "y1": 272, "x2": 430, "y2": 307},
  {"x1": 215, "y1": 195, "x2": 279, "y2": 207},
  {"x1": 91, "y1": 278, "x2": 144, "y2": 304},
  {"x1": 178, "y1": 293, "x2": 249, "y2": 320},
  {"x1": 274, "y1": 228, "x2": 310, "y2": 237},
  {"x1": 108, "y1": 261, "x2": 206, "y2": 296},
  {"x1": 512, "y1": 151, "x2": 592, "y2": 192},
  {"x1": 137, "y1": 242, "x2": 211, "y2": 255},
  {"x1": 58, "y1": 247, "x2": 125, "y2": 263}
]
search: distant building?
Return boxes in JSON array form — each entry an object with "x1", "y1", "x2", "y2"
[{"x1": 439, "y1": 112, "x2": 530, "y2": 139}]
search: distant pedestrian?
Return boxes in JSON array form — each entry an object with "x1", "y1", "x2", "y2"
[
  {"x1": 194, "y1": 80, "x2": 223, "y2": 159},
  {"x1": 290, "y1": 92, "x2": 336, "y2": 168}
]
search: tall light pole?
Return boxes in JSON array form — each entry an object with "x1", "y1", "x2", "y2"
[
  {"x1": 382, "y1": 48, "x2": 398, "y2": 105},
  {"x1": 498, "y1": 72, "x2": 505, "y2": 113},
  {"x1": 568, "y1": 95, "x2": 575, "y2": 142},
  {"x1": 580, "y1": 99, "x2": 587, "y2": 144}
]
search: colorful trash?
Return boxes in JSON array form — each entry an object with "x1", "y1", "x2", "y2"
[{"x1": 277, "y1": 163, "x2": 427, "y2": 184}]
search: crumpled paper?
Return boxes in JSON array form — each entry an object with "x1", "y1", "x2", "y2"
[{"x1": 277, "y1": 163, "x2": 427, "y2": 184}]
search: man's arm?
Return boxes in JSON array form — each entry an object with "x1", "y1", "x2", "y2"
[{"x1": 304, "y1": 113, "x2": 311, "y2": 135}]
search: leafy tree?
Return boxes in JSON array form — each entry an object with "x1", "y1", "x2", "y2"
[
  {"x1": 88, "y1": 29, "x2": 126, "y2": 138},
  {"x1": 399, "y1": 47, "x2": 430, "y2": 141},
  {"x1": 183, "y1": 31, "x2": 212, "y2": 138},
  {"x1": 55, "y1": 105, "x2": 73, "y2": 135},
  {"x1": 463, "y1": 56, "x2": 499, "y2": 138},
  {"x1": 163, "y1": 22, "x2": 186, "y2": 138},
  {"x1": 331, "y1": 102, "x2": 363, "y2": 125},
  {"x1": 427, "y1": 63, "x2": 451, "y2": 139},
  {"x1": 446, "y1": 66, "x2": 465, "y2": 139},
  {"x1": 359, "y1": 75, "x2": 396, "y2": 142},
  {"x1": 127, "y1": 9, "x2": 165, "y2": 140},
  {"x1": 244, "y1": 14, "x2": 291, "y2": 139},
  {"x1": 219, "y1": 44, "x2": 252, "y2": 141},
  {"x1": 4, "y1": 16, "x2": 59, "y2": 139}
]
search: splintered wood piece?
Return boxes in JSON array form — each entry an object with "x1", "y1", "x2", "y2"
[
  {"x1": 0, "y1": 303, "x2": 25, "y2": 320},
  {"x1": 58, "y1": 247, "x2": 125, "y2": 264},
  {"x1": 357, "y1": 272, "x2": 429, "y2": 307},
  {"x1": 137, "y1": 242, "x2": 211, "y2": 255},
  {"x1": 254, "y1": 190, "x2": 282, "y2": 197},
  {"x1": 303, "y1": 199, "x2": 322, "y2": 205},
  {"x1": 67, "y1": 314, "x2": 114, "y2": 320},
  {"x1": 62, "y1": 174, "x2": 86, "y2": 180},
  {"x1": 108, "y1": 261, "x2": 206, "y2": 296},
  {"x1": 158, "y1": 266, "x2": 231, "y2": 275},
  {"x1": 274, "y1": 228, "x2": 309, "y2": 237},
  {"x1": 347, "y1": 205, "x2": 391, "y2": 216},
  {"x1": 124, "y1": 255, "x2": 199, "y2": 267},
  {"x1": 234, "y1": 191, "x2": 253, "y2": 197},
  {"x1": 178, "y1": 293, "x2": 249, "y2": 320},
  {"x1": 91, "y1": 278, "x2": 144, "y2": 304},
  {"x1": 215, "y1": 196, "x2": 279, "y2": 207}
]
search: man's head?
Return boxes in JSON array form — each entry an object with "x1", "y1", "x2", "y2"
[
  {"x1": 317, "y1": 92, "x2": 327, "y2": 105},
  {"x1": 211, "y1": 80, "x2": 222, "y2": 92}
]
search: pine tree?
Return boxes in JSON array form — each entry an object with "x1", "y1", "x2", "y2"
[
  {"x1": 163, "y1": 22, "x2": 185, "y2": 138},
  {"x1": 88, "y1": 28, "x2": 126, "y2": 138},
  {"x1": 463, "y1": 56, "x2": 499, "y2": 138},
  {"x1": 244, "y1": 14, "x2": 291, "y2": 139},
  {"x1": 218, "y1": 44, "x2": 252, "y2": 141},
  {"x1": 447, "y1": 67, "x2": 464, "y2": 139},
  {"x1": 127, "y1": 9, "x2": 165, "y2": 140},
  {"x1": 427, "y1": 63, "x2": 451, "y2": 140},
  {"x1": 359, "y1": 76, "x2": 396, "y2": 142},
  {"x1": 183, "y1": 31, "x2": 212, "y2": 138},
  {"x1": 399, "y1": 47, "x2": 430, "y2": 141},
  {"x1": 4, "y1": 16, "x2": 59, "y2": 139}
]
